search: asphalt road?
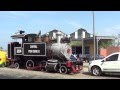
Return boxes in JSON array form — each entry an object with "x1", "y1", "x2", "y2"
[{"x1": 0, "y1": 64, "x2": 120, "y2": 79}]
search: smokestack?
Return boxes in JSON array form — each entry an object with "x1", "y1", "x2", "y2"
[
  {"x1": 56, "y1": 31, "x2": 62, "y2": 43},
  {"x1": 53, "y1": 32, "x2": 56, "y2": 39}
]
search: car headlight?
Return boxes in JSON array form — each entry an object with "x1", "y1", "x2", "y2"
[{"x1": 89, "y1": 61, "x2": 92, "y2": 65}]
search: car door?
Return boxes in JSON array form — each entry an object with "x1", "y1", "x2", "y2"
[{"x1": 101, "y1": 54, "x2": 119, "y2": 72}]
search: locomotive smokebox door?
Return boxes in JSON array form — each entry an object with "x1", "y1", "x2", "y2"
[{"x1": 23, "y1": 43, "x2": 46, "y2": 56}]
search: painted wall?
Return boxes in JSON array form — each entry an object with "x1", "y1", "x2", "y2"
[
  {"x1": 100, "y1": 46, "x2": 120, "y2": 57},
  {"x1": 85, "y1": 43, "x2": 94, "y2": 55},
  {"x1": 100, "y1": 48, "x2": 107, "y2": 57}
]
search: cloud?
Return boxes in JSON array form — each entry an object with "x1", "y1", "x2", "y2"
[
  {"x1": 67, "y1": 21, "x2": 83, "y2": 29},
  {"x1": 7, "y1": 11, "x2": 62, "y2": 20},
  {"x1": 103, "y1": 24, "x2": 120, "y2": 36},
  {"x1": 7, "y1": 15, "x2": 18, "y2": 19},
  {"x1": 31, "y1": 11, "x2": 59, "y2": 14},
  {"x1": 8, "y1": 11, "x2": 29, "y2": 19},
  {"x1": 9, "y1": 11, "x2": 59, "y2": 16}
]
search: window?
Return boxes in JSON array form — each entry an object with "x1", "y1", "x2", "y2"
[
  {"x1": 106, "y1": 54, "x2": 118, "y2": 61},
  {"x1": 85, "y1": 47, "x2": 90, "y2": 54},
  {"x1": 60, "y1": 37, "x2": 70, "y2": 43},
  {"x1": 72, "y1": 47, "x2": 76, "y2": 54}
]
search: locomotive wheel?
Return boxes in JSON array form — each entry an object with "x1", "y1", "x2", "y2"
[
  {"x1": 26, "y1": 60, "x2": 34, "y2": 69},
  {"x1": 14, "y1": 62, "x2": 20, "y2": 69},
  {"x1": 59, "y1": 65, "x2": 68, "y2": 74}
]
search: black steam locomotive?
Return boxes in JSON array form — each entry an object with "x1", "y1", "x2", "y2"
[{"x1": 7, "y1": 30, "x2": 83, "y2": 74}]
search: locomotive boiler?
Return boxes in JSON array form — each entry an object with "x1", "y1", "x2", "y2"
[
  {"x1": 46, "y1": 31, "x2": 72, "y2": 61},
  {"x1": 7, "y1": 30, "x2": 83, "y2": 74}
]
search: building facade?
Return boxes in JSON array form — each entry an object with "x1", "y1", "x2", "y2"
[
  {"x1": 42, "y1": 28, "x2": 115, "y2": 56},
  {"x1": 70, "y1": 28, "x2": 115, "y2": 56},
  {"x1": 42, "y1": 29, "x2": 67, "y2": 40}
]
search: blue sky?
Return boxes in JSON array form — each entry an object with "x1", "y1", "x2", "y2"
[{"x1": 0, "y1": 11, "x2": 120, "y2": 49}]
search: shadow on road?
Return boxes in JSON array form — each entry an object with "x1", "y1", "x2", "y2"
[
  {"x1": 82, "y1": 72, "x2": 91, "y2": 75},
  {"x1": 82, "y1": 72, "x2": 120, "y2": 78}
]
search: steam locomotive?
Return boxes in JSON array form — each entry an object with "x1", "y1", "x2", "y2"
[{"x1": 7, "y1": 30, "x2": 83, "y2": 74}]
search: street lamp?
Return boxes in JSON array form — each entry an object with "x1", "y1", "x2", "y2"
[{"x1": 92, "y1": 11, "x2": 96, "y2": 60}]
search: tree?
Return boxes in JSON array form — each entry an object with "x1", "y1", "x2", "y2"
[
  {"x1": 99, "y1": 41, "x2": 113, "y2": 48},
  {"x1": 0, "y1": 46, "x2": 3, "y2": 50},
  {"x1": 71, "y1": 41, "x2": 82, "y2": 46}
]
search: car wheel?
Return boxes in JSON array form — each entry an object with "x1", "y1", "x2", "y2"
[{"x1": 91, "y1": 66, "x2": 102, "y2": 76}]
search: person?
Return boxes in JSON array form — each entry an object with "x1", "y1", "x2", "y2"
[
  {"x1": 70, "y1": 54, "x2": 77, "y2": 61},
  {"x1": 76, "y1": 54, "x2": 80, "y2": 60}
]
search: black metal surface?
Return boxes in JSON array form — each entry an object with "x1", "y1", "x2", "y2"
[
  {"x1": 8, "y1": 42, "x2": 21, "y2": 59},
  {"x1": 46, "y1": 63, "x2": 57, "y2": 72},
  {"x1": 8, "y1": 44, "x2": 10, "y2": 58},
  {"x1": 15, "y1": 48, "x2": 22, "y2": 55},
  {"x1": 23, "y1": 43, "x2": 46, "y2": 56}
]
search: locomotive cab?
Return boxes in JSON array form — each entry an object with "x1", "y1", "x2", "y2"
[{"x1": 24, "y1": 34, "x2": 38, "y2": 43}]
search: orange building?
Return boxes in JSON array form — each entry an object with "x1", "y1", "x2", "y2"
[{"x1": 100, "y1": 46, "x2": 120, "y2": 57}]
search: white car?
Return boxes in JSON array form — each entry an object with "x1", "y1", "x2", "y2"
[{"x1": 88, "y1": 52, "x2": 120, "y2": 76}]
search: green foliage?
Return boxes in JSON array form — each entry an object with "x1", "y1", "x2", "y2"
[
  {"x1": 0, "y1": 46, "x2": 3, "y2": 50},
  {"x1": 71, "y1": 41, "x2": 82, "y2": 46},
  {"x1": 99, "y1": 41, "x2": 113, "y2": 48}
]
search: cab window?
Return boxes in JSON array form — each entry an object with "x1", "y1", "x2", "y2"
[{"x1": 106, "y1": 54, "x2": 119, "y2": 61}]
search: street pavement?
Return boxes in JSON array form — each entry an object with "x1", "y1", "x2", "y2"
[{"x1": 0, "y1": 63, "x2": 120, "y2": 79}]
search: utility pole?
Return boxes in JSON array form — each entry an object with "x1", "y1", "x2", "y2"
[
  {"x1": 118, "y1": 34, "x2": 120, "y2": 52},
  {"x1": 97, "y1": 39, "x2": 100, "y2": 55},
  {"x1": 82, "y1": 32, "x2": 84, "y2": 56},
  {"x1": 93, "y1": 11, "x2": 96, "y2": 60}
]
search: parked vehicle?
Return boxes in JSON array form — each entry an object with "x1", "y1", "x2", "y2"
[
  {"x1": 88, "y1": 52, "x2": 120, "y2": 76},
  {"x1": 80, "y1": 54, "x2": 104, "y2": 62},
  {"x1": 0, "y1": 50, "x2": 7, "y2": 67},
  {"x1": 88, "y1": 55, "x2": 104, "y2": 62},
  {"x1": 79, "y1": 54, "x2": 86, "y2": 62}
]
